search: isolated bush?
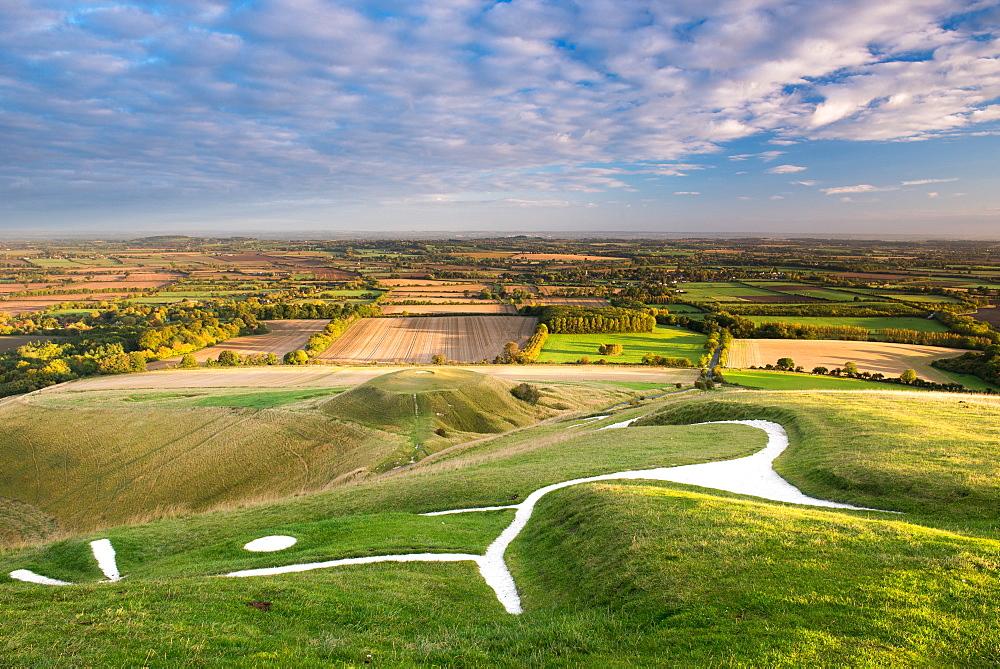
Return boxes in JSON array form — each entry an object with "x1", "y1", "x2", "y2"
[
  {"x1": 598, "y1": 343, "x2": 623, "y2": 356},
  {"x1": 511, "y1": 382, "x2": 541, "y2": 404},
  {"x1": 283, "y1": 350, "x2": 309, "y2": 365}
]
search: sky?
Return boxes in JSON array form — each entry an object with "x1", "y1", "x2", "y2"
[{"x1": 1, "y1": 0, "x2": 999, "y2": 238}]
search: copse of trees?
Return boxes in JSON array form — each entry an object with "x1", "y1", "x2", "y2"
[
  {"x1": 932, "y1": 345, "x2": 1000, "y2": 385},
  {"x1": 520, "y1": 305, "x2": 655, "y2": 334}
]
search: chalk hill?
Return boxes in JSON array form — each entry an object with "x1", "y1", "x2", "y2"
[{"x1": 320, "y1": 368, "x2": 552, "y2": 437}]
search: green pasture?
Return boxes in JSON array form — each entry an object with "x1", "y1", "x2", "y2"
[
  {"x1": 675, "y1": 282, "x2": 779, "y2": 301},
  {"x1": 2, "y1": 388, "x2": 1000, "y2": 664},
  {"x1": 539, "y1": 325, "x2": 708, "y2": 364},
  {"x1": 744, "y1": 315, "x2": 949, "y2": 333},
  {"x1": 655, "y1": 303, "x2": 703, "y2": 313},
  {"x1": 721, "y1": 370, "x2": 917, "y2": 391}
]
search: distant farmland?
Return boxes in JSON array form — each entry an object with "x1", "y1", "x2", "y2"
[
  {"x1": 381, "y1": 304, "x2": 517, "y2": 315},
  {"x1": 148, "y1": 319, "x2": 329, "y2": 369},
  {"x1": 317, "y1": 316, "x2": 537, "y2": 363}
]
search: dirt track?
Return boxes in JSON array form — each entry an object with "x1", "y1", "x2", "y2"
[
  {"x1": 147, "y1": 320, "x2": 329, "y2": 370},
  {"x1": 317, "y1": 316, "x2": 537, "y2": 363},
  {"x1": 728, "y1": 339, "x2": 965, "y2": 383},
  {"x1": 41, "y1": 364, "x2": 700, "y2": 392}
]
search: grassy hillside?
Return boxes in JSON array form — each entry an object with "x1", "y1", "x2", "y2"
[
  {"x1": 320, "y1": 368, "x2": 560, "y2": 467},
  {"x1": 2, "y1": 385, "x2": 999, "y2": 665},
  {"x1": 635, "y1": 390, "x2": 1000, "y2": 530},
  {"x1": 0, "y1": 400, "x2": 405, "y2": 534}
]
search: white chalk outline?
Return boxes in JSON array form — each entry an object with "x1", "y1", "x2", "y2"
[
  {"x1": 10, "y1": 420, "x2": 889, "y2": 615},
  {"x1": 10, "y1": 539, "x2": 122, "y2": 586},
  {"x1": 222, "y1": 420, "x2": 884, "y2": 614}
]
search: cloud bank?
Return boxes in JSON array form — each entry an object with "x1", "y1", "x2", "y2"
[{"x1": 0, "y1": 0, "x2": 998, "y2": 220}]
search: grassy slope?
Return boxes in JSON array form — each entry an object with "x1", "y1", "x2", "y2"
[
  {"x1": 539, "y1": 325, "x2": 707, "y2": 364},
  {"x1": 1, "y1": 388, "x2": 999, "y2": 664},
  {"x1": 635, "y1": 390, "x2": 1000, "y2": 530},
  {"x1": 0, "y1": 399, "x2": 405, "y2": 534}
]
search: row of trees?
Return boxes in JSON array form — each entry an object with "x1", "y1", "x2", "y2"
[{"x1": 521, "y1": 305, "x2": 656, "y2": 334}]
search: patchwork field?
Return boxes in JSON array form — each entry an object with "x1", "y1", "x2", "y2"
[
  {"x1": 728, "y1": 339, "x2": 965, "y2": 383},
  {"x1": 539, "y1": 325, "x2": 707, "y2": 364},
  {"x1": 524, "y1": 297, "x2": 611, "y2": 307},
  {"x1": 317, "y1": 316, "x2": 538, "y2": 363},
  {"x1": 381, "y1": 304, "x2": 517, "y2": 315},
  {"x1": 148, "y1": 320, "x2": 329, "y2": 370}
]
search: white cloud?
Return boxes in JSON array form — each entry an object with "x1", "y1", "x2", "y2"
[
  {"x1": 822, "y1": 184, "x2": 892, "y2": 195},
  {"x1": 901, "y1": 178, "x2": 959, "y2": 185},
  {"x1": 767, "y1": 165, "x2": 808, "y2": 174},
  {"x1": 791, "y1": 180, "x2": 817, "y2": 186},
  {"x1": 674, "y1": 191, "x2": 700, "y2": 195},
  {"x1": 769, "y1": 195, "x2": 785, "y2": 200}
]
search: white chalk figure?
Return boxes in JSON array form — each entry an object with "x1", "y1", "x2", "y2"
[
  {"x1": 223, "y1": 420, "x2": 885, "y2": 615},
  {"x1": 244, "y1": 535, "x2": 298, "y2": 552},
  {"x1": 11, "y1": 420, "x2": 889, "y2": 614},
  {"x1": 9, "y1": 539, "x2": 123, "y2": 586}
]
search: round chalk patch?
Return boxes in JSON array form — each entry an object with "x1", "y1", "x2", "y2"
[{"x1": 244, "y1": 535, "x2": 298, "y2": 552}]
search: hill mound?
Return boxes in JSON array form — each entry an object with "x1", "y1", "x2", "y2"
[{"x1": 321, "y1": 368, "x2": 552, "y2": 443}]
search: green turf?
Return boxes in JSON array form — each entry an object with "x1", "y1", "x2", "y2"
[{"x1": 539, "y1": 325, "x2": 707, "y2": 364}]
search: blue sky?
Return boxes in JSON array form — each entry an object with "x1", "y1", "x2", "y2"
[{"x1": 1, "y1": 0, "x2": 999, "y2": 237}]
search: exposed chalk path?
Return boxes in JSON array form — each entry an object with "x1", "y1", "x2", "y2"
[{"x1": 12, "y1": 420, "x2": 890, "y2": 616}]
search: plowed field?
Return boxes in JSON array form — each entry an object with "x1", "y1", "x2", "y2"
[
  {"x1": 728, "y1": 339, "x2": 965, "y2": 383},
  {"x1": 317, "y1": 316, "x2": 537, "y2": 363}
]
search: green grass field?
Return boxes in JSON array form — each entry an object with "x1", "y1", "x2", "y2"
[
  {"x1": 721, "y1": 370, "x2": 914, "y2": 391},
  {"x1": 744, "y1": 315, "x2": 949, "y2": 332},
  {"x1": 539, "y1": 325, "x2": 707, "y2": 364},
  {"x1": 2, "y1": 382, "x2": 1000, "y2": 665},
  {"x1": 675, "y1": 282, "x2": 781, "y2": 301}
]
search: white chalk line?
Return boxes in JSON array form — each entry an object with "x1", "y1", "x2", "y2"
[
  {"x1": 11, "y1": 420, "x2": 890, "y2": 616},
  {"x1": 226, "y1": 420, "x2": 885, "y2": 615}
]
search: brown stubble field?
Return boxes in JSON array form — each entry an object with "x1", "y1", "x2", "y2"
[
  {"x1": 147, "y1": 319, "x2": 330, "y2": 370},
  {"x1": 728, "y1": 339, "x2": 966, "y2": 383},
  {"x1": 316, "y1": 316, "x2": 538, "y2": 363}
]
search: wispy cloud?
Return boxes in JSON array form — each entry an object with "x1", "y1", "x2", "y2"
[
  {"x1": 767, "y1": 165, "x2": 808, "y2": 174},
  {"x1": 822, "y1": 177, "x2": 960, "y2": 195}
]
